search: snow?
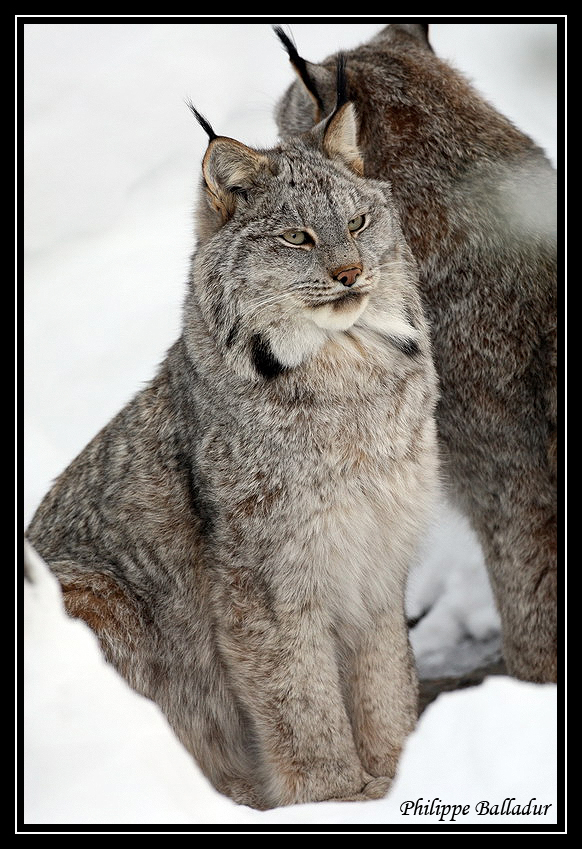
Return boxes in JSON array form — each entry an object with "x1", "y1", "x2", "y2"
[
  {"x1": 23, "y1": 543, "x2": 558, "y2": 828},
  {"x1": 408, "y1": 505, "x2": 502, "y2": 680},
  {"x1": 22, "y1": 20, "x2": 559, "y2": 829}
]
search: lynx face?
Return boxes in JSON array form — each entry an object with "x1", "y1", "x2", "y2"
[
  {"x1": 218, "y1": 149, "x2": 396, "y2": 337},
  {"x1": 189, "y1": 103, "x2": 411, "y2": 377}
]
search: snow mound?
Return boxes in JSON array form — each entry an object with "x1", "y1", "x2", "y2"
[{"x1": 22, "y1": 543, "x2": 558, "y2": 828}]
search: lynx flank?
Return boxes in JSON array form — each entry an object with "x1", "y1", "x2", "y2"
[
  {"x1": 27, "y1": 70, "x2": 439, "y2": 808},
  {"x1": 275, "y1": 24, "x2": 557, "y2": 683}
]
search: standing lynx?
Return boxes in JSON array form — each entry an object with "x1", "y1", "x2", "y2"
[
  {"x1": 275, "y1": 24, "x2": 557, "y2": 683},
  {"x1": 26, "y1": 70, "x2": 439, "y2": 808}
]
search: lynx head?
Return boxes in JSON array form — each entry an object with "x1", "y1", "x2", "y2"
[
  {"x1": 186, "y1": 60, "x2": 418, "y2": 382},
  {"x1": 273, "y1": 24, "x2": 432, "y2": 138}
]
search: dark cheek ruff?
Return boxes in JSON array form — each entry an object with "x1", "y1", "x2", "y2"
[{"x1": 250, "y1": 334, "x2": 288, "y2": 380}]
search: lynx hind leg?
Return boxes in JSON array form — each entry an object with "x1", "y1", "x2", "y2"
[
  {"x1": 50, "y1": 560, "x2": 267, "y2": 807},
  {"x1": 487, "y1": 508, "x2": 557, "y2": 683},
  {"x1": 49, "y1": 560, "x2": 156, "y2": 697}
]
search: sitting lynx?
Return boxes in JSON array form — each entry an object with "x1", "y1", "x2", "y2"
[{"x1": 26, "y1": 66, "x2": 439, "y2": 808}]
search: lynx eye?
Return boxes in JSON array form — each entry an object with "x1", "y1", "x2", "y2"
[
  {"x1": 281, "y1": 229, "x2": 310, "y2": 246},
  {"x1": 348, "y1": 214, "x2": 366, "y2": 233}
]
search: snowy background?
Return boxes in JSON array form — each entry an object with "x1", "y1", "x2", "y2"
[{"x1": 22, "y1": 21, "x2": 559, "y2": 829}]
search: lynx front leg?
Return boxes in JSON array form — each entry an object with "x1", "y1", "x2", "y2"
[
  {"x1": 214, "y1": 573, "x2": 378, "y2": 808},
  {"x1": 349, "y1": 608, "x2": 418, "y2": 781}
]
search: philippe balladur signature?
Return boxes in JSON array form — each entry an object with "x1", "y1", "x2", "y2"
[{"x1": 400, "y1": 798, "x2": 552, "y2": 822}]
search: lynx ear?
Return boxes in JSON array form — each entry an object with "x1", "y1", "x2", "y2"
[
  {"x1": 320, "y1": 54, "x2": 364, "y2": 176},
  {"x1": 376, "y1": 23, "x2": 433, "y2": 52},
  {"x1": 322, "y1": 101, "x2": 364, "y2": 177},
  {"x1": 188, "y1": 103, "x2": 268, "y2": 222},
  {"x1": 202, "y1": 137, "x2": 269, "y2": 220},
  {"x1": 291, "y1": 62, "x2": 332, "y2": 123},
  {"x1": 273, "y1": 26, "x2": 335, "y2": 126}
]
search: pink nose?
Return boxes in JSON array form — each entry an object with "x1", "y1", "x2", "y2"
[{"x1": 332, "y1": 265, "x2": 362, "y2": 287}]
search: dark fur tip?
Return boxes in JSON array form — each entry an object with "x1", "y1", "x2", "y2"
[
  {"x1": 251, "y1": 334, "x2": 287, "y2": 380},
  {"x1": 225, "y1": 317, "x2": 241, "y2": 349},
  {"x1": 389, "y1": 335, "x2": 420, "y2": 358},
  {"x1": 185, "y1": 99, "x2": 217, "y2": 141}
]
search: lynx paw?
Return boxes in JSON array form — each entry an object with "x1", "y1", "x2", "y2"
[
  {"x1": 361, "y1": 775, "x2": 391, "y2": 800},
  {"x1": 358, "y1": 744, "x2": 402, "y2": 782},
  {"x1": 329, "y1": 774, "x2": 391, "y2": 803}
]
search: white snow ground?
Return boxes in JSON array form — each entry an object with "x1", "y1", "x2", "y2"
[{"x1": 22, "y1": 20, "x2": 560, "y2": 829}]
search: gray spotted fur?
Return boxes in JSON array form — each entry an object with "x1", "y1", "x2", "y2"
[
  {"x1": 27, "y1": 103, "x2": 439, "y2": 808},
  {"x1": 275, "y1": 24, "x2": 557, "y2": 683}
]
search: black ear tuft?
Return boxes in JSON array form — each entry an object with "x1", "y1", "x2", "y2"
[
  {"x1": 273, "y1": 25, "x2": 325, "y2": 116},
  {"x1": 185, "y1": 99, "x2": 217, "y2": 141},
  {"x1": 324, "y1": 53, "x2": 350, "y2": 134},
  {"x1": 334, "y1": 53, "x2": 349, "y2": 113},
  {"x1": 273, "y1": 25, "x2": 298, "y2": 62}
]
